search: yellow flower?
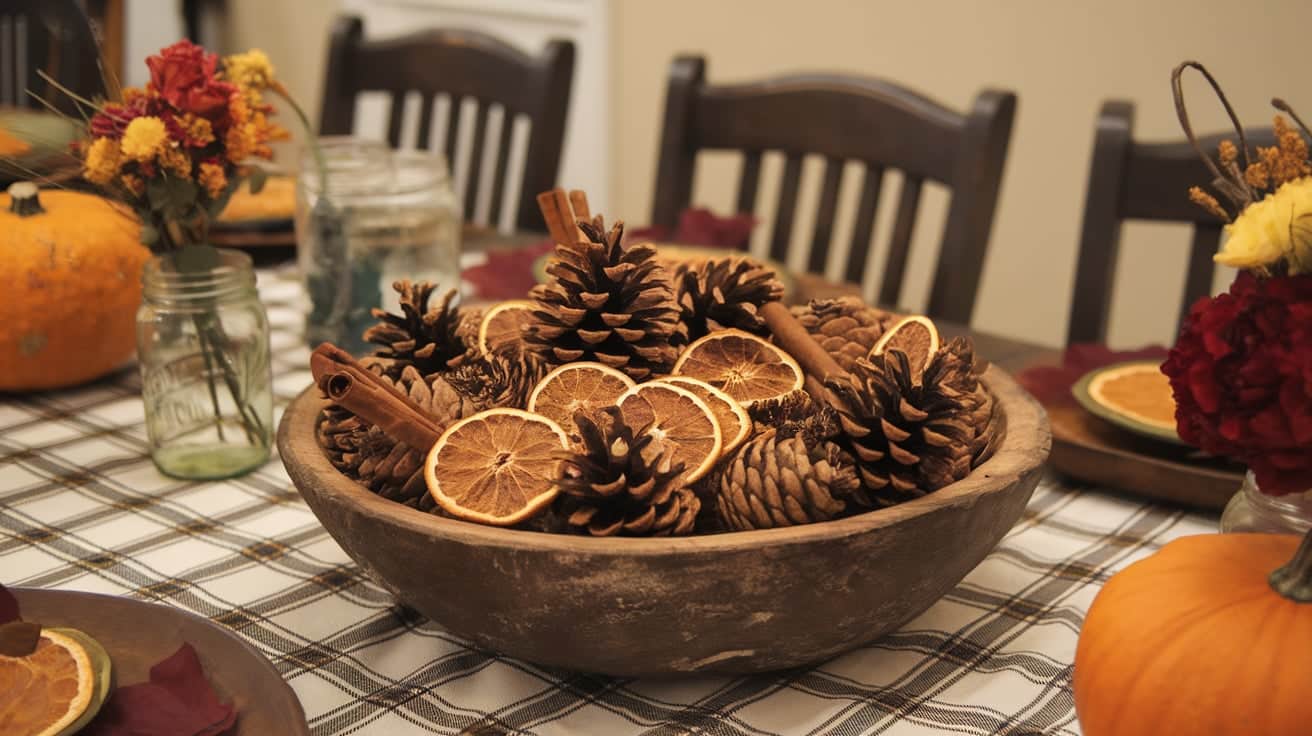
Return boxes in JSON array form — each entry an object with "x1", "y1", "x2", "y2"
[
  {"x1": 1217, "y1": 176, "x2": 1312, "y2": 273},
  {"x1": 160, "y1": 144, "x2": 192, "y2": 179},
  {"x1": 225, "y1": 49, "x2": 275, "y2": 90},
  {"x1": 198, "y1": 162, "x2": 227, "y2": 199},
  {"x1": 83, "y1": 137, "x2": 121, "y2": 185},
  {"x1": 120, "y1": 117, "x2": 169, "y2": 161}
]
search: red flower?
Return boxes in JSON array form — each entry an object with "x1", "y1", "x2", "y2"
[
  {"x1": 145, "y1": 40, "x2": 233, "y2": 116},
  {"x1": 1162, "y1": 271, "x2": 1312, "y2": 494}
]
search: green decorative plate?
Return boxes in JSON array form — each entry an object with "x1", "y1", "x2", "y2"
[
  {"x1": 533, "y1": 243, "x2": 796, "y2": 296},
  {"x1": 1072, "y1": 360, "x2": 1184, "y2": 445}
]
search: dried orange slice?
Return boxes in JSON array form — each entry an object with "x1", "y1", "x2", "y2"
[
  {"x1": 477, "y1": 299, "x2": 536, "y2": 356},
  {"x1": 652, "y1": 376, "x2": 751, "y2": 457},
  {"x1": 528, "y1": 362, "x2": 636, "y2": 432},
  {"x1": 424, "y1": 408, "x2": 570, "y2": 526},
  {"x1": 0, "y1": 627, "x2": 111, "y2": 736},
  {"x1": 672, "y1": 329, "x2": 804, "y2": 407},
  {"x1": 870, "y1": 315, "x2": 940, "y2": 379},
  {"x1": 619, "y1": 382, "x2": 722, "y2": 483}
]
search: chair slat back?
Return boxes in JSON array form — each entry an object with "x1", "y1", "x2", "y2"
[
  {"x1": 319, "y1": 16, "x2": 574, "y2": 232},
  {"x1": 651, "y1": 56, "x2": 1015, "y2": 324}
]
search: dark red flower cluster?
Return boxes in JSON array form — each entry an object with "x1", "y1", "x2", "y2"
[{"x1": 1162, "y1": 271, "x2": 1312, "y2": 494}]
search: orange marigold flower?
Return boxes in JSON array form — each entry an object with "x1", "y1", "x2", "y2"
[
  {"x1": 228, "y1": 93, "x2": 251, "y2": 128},
  {"x1": 121, "y1": 173, "x2": 146, "y2": 197},
  {"x1": 83, "y1": 137, "x2": 121, "y2": 185},
  {"x1": 198, "y1": 162, "x2": 227, "y2": 198},
  {"x1": 180, "y1": 114, "x2": 215, "y2": 147},
  {"x1": 224, "y1": 122, "x2": 258, "y2": 163},
  {"x1": 160, "y1": 144, "x2": 192, "y2": 179}
]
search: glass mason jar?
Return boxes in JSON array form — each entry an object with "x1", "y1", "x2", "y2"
[
  {"x1": 137, "y1": 249, "x2": 273, "y2": 479},
  {"x1": 1219, "y1": 470, "x2": 1312, "y2": 534},
  {"x1": 296, "y1": 137, "x2": 462, "y2": 354}
]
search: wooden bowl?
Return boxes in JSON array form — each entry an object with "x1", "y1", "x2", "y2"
[{"x1": 277, "y1": 366, "x2": 1050, "y2": 676}]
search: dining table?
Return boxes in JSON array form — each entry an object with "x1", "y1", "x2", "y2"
[{"x1": 0, "y1": 233, "x2": 1218, "y2": 736}]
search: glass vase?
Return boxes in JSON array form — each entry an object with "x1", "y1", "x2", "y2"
[
  {"x1": 295, "y1": 136, "x2": 462, "y2": 354},
  {"x1": 137, "y1": 248, "x2": 273, "y2": 479},
  {"x1": 1219, "y1": 470, "x2": 1312, "y2": 534}
]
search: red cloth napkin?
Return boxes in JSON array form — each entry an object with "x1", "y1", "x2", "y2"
[
  {"x1": 1016, "y1": 343, "x2": 1169, "y2": 406},
  {"x1": 462, "y1": 208, "x2": 759, "y2": 301},
  {"x1": 626, "y1": 208, "x2": 757, "y2": 250}
]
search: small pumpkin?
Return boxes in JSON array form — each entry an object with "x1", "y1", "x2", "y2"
[
  {"x1": 1074, "y1": 531, "x2": 1312, "y2": 736},
  {"x1": 0, "y1": 183, "x2": 147, "y2": 391}
]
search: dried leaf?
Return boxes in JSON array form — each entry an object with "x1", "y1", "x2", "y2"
[{"x1": 83, "y1": 643, "x2": 236, "y2": 736}]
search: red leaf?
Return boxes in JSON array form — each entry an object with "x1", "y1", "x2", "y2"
[
  {"x1": 0, "y1": 582, "x2": 18, "y2": 625},
  {"x1": 83, "y1": 643, "x2": 235, "y2": 736}
]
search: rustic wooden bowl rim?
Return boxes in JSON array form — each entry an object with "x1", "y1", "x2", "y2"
[{"x1": 279, "y1": 365, "x2": 1048, "y2": 555}]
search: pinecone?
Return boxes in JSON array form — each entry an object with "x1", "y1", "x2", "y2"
[
  {"x1": 674, "y1": 257, "x2": 784, "y2": 342},
  {"x1": 714, "y1": 413, "x2": 860, "y2": 530},
  {"x1": 444, "y1": 352, "x2": 548, "y2": 411},
  {"x1": 525, "y1": 217, "x2": 681, "y2": 380},
  {"x1": 316, "y1": 364, "x2": 474, "y2": 510},
  {"x1": 792, "y1": 297, "x2": 896, "y2": 373},
  {"x1": 825, "y1": 338, "x2": 993, "y2": 507},
  {"x1": 363, "y1": 281, "x2": 471, "y2": 378},
  {"x1": 556, "y1": 407, "x2": 700, "y2": 536}
]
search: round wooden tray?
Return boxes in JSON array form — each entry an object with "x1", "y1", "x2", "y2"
[
  {"x1": 1046, "y1": 401, "x2": 1242, "y2": 511},
  {"x1": 13, "y1": 588, "x2": 309, "y2": 735},
  {"x1": 277, "y1": 366, "x2": 1050, "y2": 677}
]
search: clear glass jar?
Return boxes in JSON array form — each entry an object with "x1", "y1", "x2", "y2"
[
  {"x1": 1219, "y1": 470, "x2": 1312, "y2": 534},
  {"x1": 296, "y1": 137, "x2": 462, "y2": 354},
  {"x1": 137, "y1": 248, "x2": 273, "y2": 479}
]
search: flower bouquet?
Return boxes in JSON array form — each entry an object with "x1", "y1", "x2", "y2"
[
  {"x1": 51, "y1": 41, "x2": 311, "y2": 477},
  {"x1": 1159, "y1": 62, "x2": 1312, "y2": 529}
]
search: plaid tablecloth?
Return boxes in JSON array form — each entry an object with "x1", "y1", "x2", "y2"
[{"x1": 0, "y1": 267, "x2": 1218, "y2": 736}]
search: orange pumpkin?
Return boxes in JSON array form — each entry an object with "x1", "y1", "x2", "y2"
[
  {"x1": 0, "y1": 183, "x2": 147, "y2": 391},
  {"x1": 1074, "y1": 531, "x2": 1312, "y2": 736}
]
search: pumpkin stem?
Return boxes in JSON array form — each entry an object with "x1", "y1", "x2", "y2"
[
  {"x1": 7, "y1": 182, "x2": 44, "y2": 217},
  {"x1": 1270, "y1": 528, "x2": 1312, "y2": 603}
]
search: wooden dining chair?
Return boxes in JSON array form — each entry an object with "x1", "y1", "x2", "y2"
[
  {"x1": 651, "y1": 56, "x2": 1016, "y2": 325},
  {"x1": 1066, "y1": 100, "x2": 1278, "y2": 345},
  {"x1": 0, "y1": 0, "x2": 104, "y2": 113},
  {"x1": 319, "y1": 16, "x2": 575, "y2": 233}
]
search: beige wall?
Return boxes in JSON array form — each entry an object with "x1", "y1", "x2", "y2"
[{"x1": 610, "y1": 0, "x2": 1310, "y2": 348}]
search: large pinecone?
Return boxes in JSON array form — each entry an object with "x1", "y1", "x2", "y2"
[
  {"x1": 714, "y1": 409, "x2": 860, "y2": 531},
  {"x1": 525, "y1": 217, "x2": 681, "y2": 380},
  {"x1": 364, "y1": 281, "x2": 472, "y2": 378},
  {"x1": 825, "y1": 337, "x2": 995, "y2": 507},
  {"x1": 792, "y1": 297, "x2": 896, "y2": 373},
  {"x1": 316, "y1": 364, "x2": 476, "y2": 511},
  {"x1": 556, "y1": 407, "x2": 700, "y2": 536},
  {"x1": 674, "y1": 257, "x2": 784, "y2": 342}
]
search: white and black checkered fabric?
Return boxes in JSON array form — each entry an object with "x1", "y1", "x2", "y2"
[{"x1": 1, "y1": 268, "x2": 1217, "y2": 735}]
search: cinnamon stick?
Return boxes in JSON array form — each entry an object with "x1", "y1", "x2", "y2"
[
  {"x1": 310, "y1": 343, "x2": 443, "y2": 452},
  {"x1": 761, "y1": 301, "x2": 844, "y2": 381},
  {"x1": 568, "y1": 189, "x2": 591, "y2": 222},
  {"x1": 536, "y1": 189, "x2": 572, "y2": 245},
  {"x1": 551, "y1": 188, "x2": 585, "y2": 242}
]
